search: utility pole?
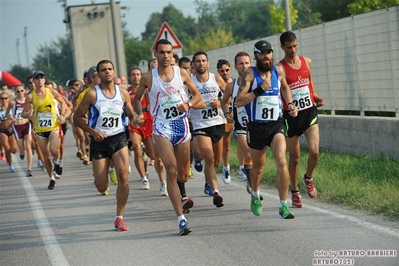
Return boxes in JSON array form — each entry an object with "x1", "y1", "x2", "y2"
[
  {"x1": 284, "y1": 0, "x2": 292, "y2": 31},
  {"x1": 46, "y1": 42, "x2": 50, "y2": 67},
  {"x1": 110, "y1": 0, "x2": 124, "y2": 76},
  {"x1": 24, "y1": 26, "x2": 30, "y2": 67},
  {"x1": 16, "y1": 39, "x2": 21, "y2": 65}
]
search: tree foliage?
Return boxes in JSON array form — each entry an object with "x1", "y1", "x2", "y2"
[
  {"x1": 124, "y1": 37, "x2": 153, "y2": 69},
  {"x1": 8, "y1": 65, "x2": 32, "y2": 86},
  {"x1": 270, "y1": 0, "x2": 298, "y2": 33},
  {"x1": 187, "y1": 27, "x2": 235, "y2": 55},
  {"x1": 308, "y1": 0, "x2": 353, "y2": 22},
  {"x1": 9, "y1": 35, "x2": 74, "y2": 86},
  {"x1": 348, "y1": 0, "x2": 399, "y2": 14},
  {"x1": 215, "y1": 0, "x2": 275, "y2": 41},
  {"x1": 293, "y1": 0, "x2": 322, "y2": 28}
]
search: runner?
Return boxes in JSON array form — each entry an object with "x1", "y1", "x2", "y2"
[
  {"x1": 22, "y1": 70, "x2": 67, "y2": 189},
  {"x1": 236, "y1": 40, "x2": 298, "y2": 218},
  {"x1": 133, "y1": 39, "x2": 205, "y2": 235},
  {"x1": 74, "y1": 60, "x2": 136, "y2": 231}
]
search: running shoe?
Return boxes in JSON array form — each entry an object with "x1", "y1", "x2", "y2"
[
  {"x1": 193, "y1": 157, "x2": 203, "y2": 172},
  {"x1": 212, "y1": 191, "x2": 224, "y2": 208},
  {"x1": 128, "y1": 165, "x2": 131, "y2": 173},
  {"x1": 54, "y1": 163, "x2": 63, "y2": 176},
  {"x1": 82, "y1": 156, "x2": 89, "y2": 165},
  {"x1": 26, "y1": 169, "x2": 33, "y2": 177},
  {"x1": 76, "y1": 150, "x2": 83, "y2": 159},
  {"x1": 149, "y1": 160, "x2": 154, "y2": 166},
  {"x1": 53, "y1": 171, "x2": 62, "y2": 179},
  {"x1": 279, "y1": 203, "x2": 295, "y2": 219},
  {"x1": 20, "y1": 154, "x2": 25, "y2": 160},
  {"x1": 142, "y1": 180, "x2": 150, "y2": 190},
  {"x1": 179, "y1": 219, "x2": 191, "y2": 236},
  {"x1": 9, "y1": 165, "x2": 15, "y2": 173},
  {"x1": 114, "y1": 218, "x2": 129, "y2": 231},
  {"x1": 204, "y1": 183, "x2": 213, "y2": 196},
  {"x1": 222, "y1": 168, "x2": 231, "y2": 184},
  {"x1": 86, "y1": 147, "x2": 90, "y2": 157},
  {"x1": 188, "y1": 167, "x2": 195, "y2": 179},
  {"x1": 251, "y1": 195, "x2": 262, "y2": 216},
  {"x1": 0, "y1": 151, "x2": 4, "y2": 161},
  {"x1": 238, "y1": 167, "x2": 247, "y2": 180},
  {"x1": 159, "y1": 182, "x2": 168, "y2": 196},
  {"x1": 302, "y1": 175, "x2": 317, "y2": 198},
  {"x1": 37, "y1": 160, "x2": 43, "y2": 168},
  {"x1": 245, "y1": 180, "x2": 264, "y2": 201},
  {"x1": 48, "y1": 180, "x2": 56, "y2": 190},
  {"x1": 101, "y1": 187, "x2": 109, "y2": 196},
  {"x1": 109, "y1": 168, "x2": 118, "y2": 185},
  {"x1": 292, "y1": 192, "x2": 303, "y2": 208},
  {"x1": 182, "y1": 197, "x2": 194, "y2": 212}
]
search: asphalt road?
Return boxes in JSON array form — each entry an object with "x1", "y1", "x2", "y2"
[{"x1": 1, "y1": 132, "x2": 398, "y2": 266}]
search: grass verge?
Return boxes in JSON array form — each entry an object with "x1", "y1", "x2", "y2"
[{"x1": 223, "y1": 137, "x2": 399, "y2": 221}]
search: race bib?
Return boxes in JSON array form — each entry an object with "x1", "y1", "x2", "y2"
[
  {"x1": 254, "y1": 95, "x2": 279, "y2": 121},
  {"x1": 99, "y1": 106, "x2": 121, "y2": 128},
  {"x1": 159, "y1": 94, "x2": 184, "y2": 120},
  {"x1": 237, "y1": 106, "x2": 248, "y2": 127},
  {"x1": 291, "y1": 86, "x2": 312, "y2": 111},
  {"x1": 15, "y1": 107, "x2": 23, "y2": 119},
  {"x1": 37, "y1": 112, "x2": 53, "y2": 128}
]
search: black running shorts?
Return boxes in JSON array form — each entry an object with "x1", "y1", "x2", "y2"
[{"x1": 90, "y1": 132, "x2": 128, "y2": 160}]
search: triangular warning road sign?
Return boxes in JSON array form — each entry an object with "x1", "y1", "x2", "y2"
[{"x1": 152, "y1": 22, "x2": 183, "y2": 51}]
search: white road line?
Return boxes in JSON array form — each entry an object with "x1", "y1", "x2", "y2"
[
  {"x1": 227, "y1": 177, "x2": 399, "y2": 239},
  {"x1": 14, "y1": 156, "x2": 70, "y2": 266}
]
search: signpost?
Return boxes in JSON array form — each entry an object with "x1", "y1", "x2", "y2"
[{"x1": 152, "y1": 22, "x2": 183, "y2": 58}]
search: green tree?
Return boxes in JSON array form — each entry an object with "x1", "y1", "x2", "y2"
[
  {"x1": 124, "y1": 38, "x2": 153, "y2": 69},
  {"x1": 270, "y1": 0, "x2": 298, "y2": 33},
  {"x1": 348, "y1": 0, "x2": 399, "y2": 14},
  {"x1": 215, "y1": 0, "x2": 275, "y2": 42},
  {"x1": 8, "y1": 65, "x2": 32, "y2": 86},
  {"x1": 141, "y1": 3, "x2": 196, "y2": 52},
  {"x1": 32, "y1": 35, "x2": 74, "y2": 85},
  {"x1": 187, "y1": 27, "x2": 235, "y2": 55},
  {"x1": 293, "y1": 0, "x2": 322, "y2": 28},
  {"x1": 308, "y1": 0, "x2": 353, "y2": 22}
]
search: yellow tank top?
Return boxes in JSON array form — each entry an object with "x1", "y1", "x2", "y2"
[
  {"x1": 76, "y1": 86, "x2": 91, "y2": 107},
  {"x1": 32, "y1": 88, "x2": 59, "y2": 132}
]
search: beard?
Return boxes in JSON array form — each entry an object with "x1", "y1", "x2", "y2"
[
  {"x1": 255, "y1": 57, "x2": 274, "y2": 72},
  {"x1": 195, "y1": 68, "x2": 206, "y2": 75}
]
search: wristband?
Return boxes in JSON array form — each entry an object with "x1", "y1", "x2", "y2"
[
  {"x1": 187, "y1": 102, "x2": 192, "y2": 109},
  {"x1": 288, "y1": 102, "x2": 294, "y2": 106},
  {"x1": 253, "y1": 86, "x2": 265, "y2": 97},
  {"x1": 224, "y1": 112, "x2": 230, "y2": 118}
]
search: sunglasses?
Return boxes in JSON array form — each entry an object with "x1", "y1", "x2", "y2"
[
  {"x1": 0, "y1": 98, "x2": 8, "y2": 100},
  {"x1": 16, "y1": 90, "x2": 25, "y2": 93},
  {"x1": 28, "y1": 82, "x2": 33, "y2": 84},
  {"x1": 34, "y1": 76, "x2": 45, "y2": 80}
]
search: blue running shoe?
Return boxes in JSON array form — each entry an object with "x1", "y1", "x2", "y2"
[
  {"x1": 193, "y1": 157, "x2": 203, "y2": 172},
  {"x1": 204, "y1": 183, "x2": 213, "y2": 196},
  {"x1": 9, "y1": 165, "x2": 15, "y2": 173},
  {"x1": 179, "y1": 219, "x2": 191, "y2": 235}
]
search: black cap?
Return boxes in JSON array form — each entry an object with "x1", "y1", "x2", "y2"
[
  {"x1": 32, "y1": 70, "x2": 45, "y2": 79},
  {"x1": 254, "y1": 40, "x2": 274, "y2": 53}
]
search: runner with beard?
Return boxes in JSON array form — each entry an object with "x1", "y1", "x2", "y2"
[{"x1": 236, "y1": 40, "x2": 298, "y2": 218}]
